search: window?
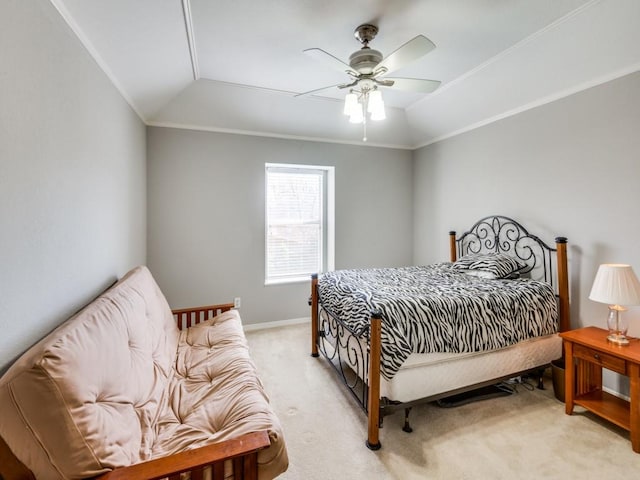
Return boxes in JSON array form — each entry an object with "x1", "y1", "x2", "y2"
[{"x1": 265, "y1": 163, "x2": 334, "y2": 284}]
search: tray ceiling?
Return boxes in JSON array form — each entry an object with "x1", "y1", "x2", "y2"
[{"x1": 51, "y1": 0, "x2": 640, "y2": 149}]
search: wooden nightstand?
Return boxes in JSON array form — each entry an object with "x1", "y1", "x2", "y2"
[{"x1": 560, "y1": 326, "x2": 640, "y2": 453}]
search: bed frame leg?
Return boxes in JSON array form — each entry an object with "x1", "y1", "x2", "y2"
[
  {"x1": 536, "y1": 369, "x2": 545, "y2": 390},
  {"x1": 555, "y1": 237, "x2": 570, "y2": 334},
  {"x1": 311, "y1": 274, "x2": 319, "y2": 358},
  {"x1": 366, "y1": 313, "x2": 382, "y2": 451},
  {"x1": 402, "y1": 408, "x2": 413, "y2": 433},
  {"x1": 449, "y1": 231, "x2": 457, "y2": 262}
]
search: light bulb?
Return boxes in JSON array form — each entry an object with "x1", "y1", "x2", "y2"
[
  {"x1": 349, "y1": 104, "x2": 364, "y2": 124},
  {"x1": 368, "y1": 89, "x2": 386, "y2": 121},
  {"x1": 343, "y1": 93, "x2": 358, "y2": 116}
]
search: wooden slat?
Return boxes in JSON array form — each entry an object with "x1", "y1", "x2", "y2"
[
  {"x1": 233, "y1": 457, "x2": 243, "y2": 479},
  {"x1": 241, "y1": 451, "x2": 259, "y2": 480},
  {"x1": 190, "y1": 466, "x2": 204, "y2": 480},
  {"x1": 172, "y1": 303, "x2": 235, "y2": 330},
  {"x1": 212, "y1": 462, "x2": 225, "y2": 479}
]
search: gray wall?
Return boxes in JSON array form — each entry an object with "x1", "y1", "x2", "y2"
[
  {"x1": 413, "y1": 71, "x2": 640, "y2": 393},
  {"x1": 4, "y1": 0, "x2": 637, "y2": 397},
  {"x1": 147, "y1": 127, "x2": 413, "y2": 325},
  {"x1": 0, "y1": 1, "x2": 147, "y2": 372}
]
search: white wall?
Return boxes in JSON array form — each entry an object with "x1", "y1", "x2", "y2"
[
  {"x1": 0, "y1": 1, "x2": 147, "y2": 372},
  {"x1": 413, "y1": 71, "x2": 640, "y2": 394},
  {"x1": 147, "y1": 127, "x2": 413, "y2": 325}
]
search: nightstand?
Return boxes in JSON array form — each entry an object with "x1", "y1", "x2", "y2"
[{"x1": 560, "y1": 326, "x2": 640, "y2": 453}]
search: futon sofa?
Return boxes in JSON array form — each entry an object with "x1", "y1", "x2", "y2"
[{"x1": 0, "y1": 266, "x2": 288, "y2": 479}]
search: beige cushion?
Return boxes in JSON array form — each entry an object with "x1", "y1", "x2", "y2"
[
  {"x1": 0, "y1": 266, "x2": 288, "y2": 479},
  {"x1": 0, "y1": 266, "x2": 179, "y2": 479},
  {"x1": 153, "y1": 309, "x2": 288, "y2": 479}
]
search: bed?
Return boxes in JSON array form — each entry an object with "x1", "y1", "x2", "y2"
[{"x1": 309, "y1": 215, "x2": 570, "y2": 449}]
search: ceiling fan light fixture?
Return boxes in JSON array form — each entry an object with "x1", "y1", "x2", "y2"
[
  {"x1": 349, "y1": 105, "x2": 364, "y2": 124},
  {"x1": 367, "y1": 89, "x2": 385, "y2": 117},
  {"x1": 343, "y1": 92, "x2": 358, "y2": 116},
  {"x1": 344, "y1": 87, "x2": 385, "y2": 131},
  {"x1": 302, "y1": 23, "x2": 439, "y2": 140}
]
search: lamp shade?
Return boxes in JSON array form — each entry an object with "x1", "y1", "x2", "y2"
[{"x1": 589, "y1": 264, "x2": 640, "y2": 306}]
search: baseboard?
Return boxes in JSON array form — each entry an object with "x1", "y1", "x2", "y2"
[{"x1": 243, "y1": 317, "x2": 310, "y2": 332}]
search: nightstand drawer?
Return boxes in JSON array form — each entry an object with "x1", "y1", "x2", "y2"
[{"x1": 574, "y1": 344, "x2": 627, "y2": 374}]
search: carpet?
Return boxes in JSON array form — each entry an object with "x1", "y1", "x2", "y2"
[{"x1": 246, "y1": 323, "x2": 640, "y2": 480}]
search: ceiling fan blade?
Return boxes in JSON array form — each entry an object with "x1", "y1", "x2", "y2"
[
  {"x1": 374, "y1": 35, "x2": 436, "y2": 76},
  {"x1": 383, "y1": 77, "x2": 441, "y2": 93},
  {"x1": 304, "y1": 48, "x2": 358, "y2": 76},
  {"x1": 294, "y1": 83, "x2": 345, "y2": 98}
]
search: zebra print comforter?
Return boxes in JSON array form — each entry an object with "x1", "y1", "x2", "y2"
[{"x1": 317, "y1": 263, "x2": 558, "y2": 380}]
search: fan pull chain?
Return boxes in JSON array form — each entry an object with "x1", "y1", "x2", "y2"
[
  {"x1": 362, "y1": 95, "x2": 368, "y2": 142},
  {"x1": 363, "y1": 116, "x2": 367, "y2": 142}
]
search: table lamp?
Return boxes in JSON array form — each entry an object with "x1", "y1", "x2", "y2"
[{"x1": 589, "y1": 264, "x2": 640, "y2": 345}]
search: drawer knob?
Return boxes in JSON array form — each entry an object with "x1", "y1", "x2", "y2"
[{"x1": 594, "y1": 354, "x2": 600, "y2": 360}]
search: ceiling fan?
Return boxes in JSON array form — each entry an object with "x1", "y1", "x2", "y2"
[{"x1": 297, "y1": 23, "x2": 441, "y2": 99}]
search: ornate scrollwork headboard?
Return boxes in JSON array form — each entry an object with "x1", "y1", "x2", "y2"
[{"x1": 449, "y1": 215, "x2": 567, "y2": 291}]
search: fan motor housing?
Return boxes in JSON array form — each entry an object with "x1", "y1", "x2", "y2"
[{"x1": 349, "y1": 48, "x2": 383, "y2": 74}]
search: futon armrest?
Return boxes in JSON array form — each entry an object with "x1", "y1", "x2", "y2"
[
  {"x1": 172, "y1": 302, "x2": 235, "y2": 330},
  {"x1": 0, "y1": 434, "x2": 36, "y2": 480},
  {"x1": 93, "y1": 430, "x2": 270, "y2": 480}
]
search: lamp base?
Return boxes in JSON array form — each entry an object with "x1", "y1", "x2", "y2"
[{"x1": 607, "y1": 333, "x2": 630, "y2": 346}]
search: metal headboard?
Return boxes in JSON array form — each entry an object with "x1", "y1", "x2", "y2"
[{"x1": 450, "y1": 215, "x2": 566, "y2": 291}]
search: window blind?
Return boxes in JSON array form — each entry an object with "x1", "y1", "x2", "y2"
[{"x1": 266, "y1": 167, "x2": 323, "y2": 282}]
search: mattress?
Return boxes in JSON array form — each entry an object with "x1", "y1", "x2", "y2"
[
  {"x1": 379, "y1": 333, "x2": 561, "y2": 402},
  {"x1": 317, "y1": 263, "x2": 558, "y2": 379},
  {"x1": 320, "y1": 333, "x2": 561, "y2": 404}
]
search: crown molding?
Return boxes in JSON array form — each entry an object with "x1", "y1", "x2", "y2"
[
  {"x1": 146, "y1": 121, "x2": 413, "y2": 150},
  {"x1": 181, "y1": 0, "x2": 199, "y2": 80}
]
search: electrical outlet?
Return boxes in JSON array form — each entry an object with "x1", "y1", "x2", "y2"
[{"x1": 234, "y1": 297, "x2": 241, "y2": 309}]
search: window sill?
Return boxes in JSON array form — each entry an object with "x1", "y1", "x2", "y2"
[{"x1": 264, "y1": 276, "x2": 312, "y2": 286}]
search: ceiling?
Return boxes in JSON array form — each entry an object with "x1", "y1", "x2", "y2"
[{"x1": 51, "y1": 0, "x2": 640, "y2": 149}]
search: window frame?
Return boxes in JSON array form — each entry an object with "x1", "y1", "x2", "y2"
[{"x1": 264, "y1": 163, "x2": 334, "y2": 285}]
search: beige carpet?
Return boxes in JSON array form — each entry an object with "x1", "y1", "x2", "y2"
[{"x1": 246, "y1": 323, "x2": 640, "y2": 479}]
